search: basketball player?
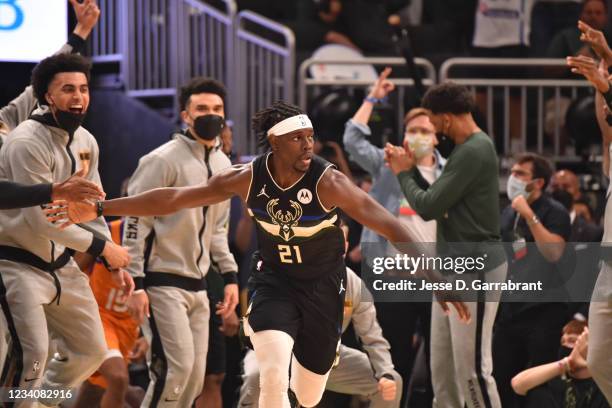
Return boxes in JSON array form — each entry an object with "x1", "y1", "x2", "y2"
[{"x1": 50, "y1": 101, "x2": 469, "y2": 408}]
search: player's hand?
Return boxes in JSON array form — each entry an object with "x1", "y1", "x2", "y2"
[
  {"x1": 102, "y1": 241, "x2": 130, "y2": 270},
  {"x1": 219, "y1": 308, "x2": 240, "y2": 337},
  {"x1": 71, "y1": 0, "x2": 100, "y2": 40},
  {"x1": 567, "y1": 55, "x2": 610, "y2": 93},
  {"x1": 128, "y1": 290, "x2": 150, "y2": 324},
  {"x1": 216, "y1": 283, "x2": 239, "y2": 319},
  {"x1": 578, "y1": 20, "x2": 612, "y2": 66},
  {"x1": 128, "y1": 336, "x2": 149, "y2": 362},
  {"x1": 511, "y1": 195, "x2": 534, "y2": 220},
  {"x1": 377, "y1": 377, "x2": 397, "y2": 401},
  {"x1": 434, "y1": 290, "x2": 471, "y2": 323},
  {"x1": 111, "y1": 269, "x2": 135, "y2": 298},
  {"x1": 44, "y1": 199, "x2": 99, "y2": 228},
  {"x1": 384, "y1": 140, "x2": 416, "y2": 174},
  {"x1": 368, "y1": 67, "x2": 395, "y2": 100},
  {"x1": 51, "y1": 169, "x2": 105, "y2": 203}
]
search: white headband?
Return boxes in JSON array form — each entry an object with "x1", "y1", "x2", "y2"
[{"x1": 267, "y1": 114, "x2": 313, "y2": 136}]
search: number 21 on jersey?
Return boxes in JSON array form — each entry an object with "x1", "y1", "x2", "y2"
[{"x1": 278, "y1": 245, "x2": 302, "y2": 264}]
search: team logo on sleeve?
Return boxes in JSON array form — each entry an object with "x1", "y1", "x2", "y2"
[
  {"x1": 266, "y1": 199, "x2": 303, "y2": 241},
  {"x1": 297, "y1": 188, "x2": 312, "y2": 204}
]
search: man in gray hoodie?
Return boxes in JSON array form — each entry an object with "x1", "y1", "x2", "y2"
[
  {"x1": 0, "y1": 51, "x2": 132, "y2": 408},
  {"x1": 123, "y1": 77, "x2": 238, "y2": 407}
]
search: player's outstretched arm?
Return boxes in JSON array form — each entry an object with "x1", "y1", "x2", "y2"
[{"x1": 47, "y1": 164, "x2": 251, "y2": 225}]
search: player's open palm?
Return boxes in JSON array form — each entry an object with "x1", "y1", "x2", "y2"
[{"x1": 377, "y1": 377, "x2": 397, "y2": 401}]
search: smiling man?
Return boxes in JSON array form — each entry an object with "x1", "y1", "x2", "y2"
[
  {"x1": 50, "y1": 100, "x2": 470, "y2": 408},
  {"x1": 0, "y1": 53, "x2": 132, "y2": 407}
]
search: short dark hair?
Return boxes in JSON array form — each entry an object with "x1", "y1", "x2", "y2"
[
  {"x1": 517, "y1": 153, "x2": 553, "y2": 189},
  {"x1": 421, "y1": 82, "x2": 475, "y2": 115},
  {"x1": 179, "y1": 77, "x2": 227, "y2": 111},
  {"x1": 31, "y1": 53, "x2": 92, "y2": 106}
]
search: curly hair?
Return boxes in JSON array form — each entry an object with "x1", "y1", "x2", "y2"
[
  {"x1": 251, "y1": 101, "x2": 304, "y2": 147},
  {"x1": 31, "y1": 53, "x2": 92, "y2": 106}
]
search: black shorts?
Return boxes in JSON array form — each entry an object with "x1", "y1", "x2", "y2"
[
  {"x1": 206, "y1": 296, "x2": 226, "y2": 375},
  {"x1": 246, "y1": 253, "x2": 346, "y2": 375}
]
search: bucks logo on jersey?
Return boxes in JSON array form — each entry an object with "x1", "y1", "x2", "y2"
[{"x1": 266, "y1": 198, "x2": 303, "y2": 241}]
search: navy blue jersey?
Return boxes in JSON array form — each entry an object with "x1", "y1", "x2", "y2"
[{"x1": 246, "y1": 153, "x2": 345, "y2": 280}]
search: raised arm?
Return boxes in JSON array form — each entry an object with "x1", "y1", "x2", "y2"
[{"x1": 49, "y1": 164, "x2": 252, "y2": 225}]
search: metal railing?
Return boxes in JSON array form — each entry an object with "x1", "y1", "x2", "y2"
[
  {"x1": 89, "y1": 0, "x2": 125, "y2": 63},
  {"x1": 234, "y1": 10, "x2": 296, "y2": 154},
  {"x1": 440, "y1": 58, "x2": 592, "y2": 159},
  {"x1": 298, "y1": 57, "x2": 436, "y2": 135}
]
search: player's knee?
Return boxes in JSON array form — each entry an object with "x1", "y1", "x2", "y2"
[
  {"x1": 259, "y1": 363, "x2": 288, "y2": 391},
  {"x1": 204, "y1": 373, "x2": 225, "y2": 389},
  {"x1": 294, "y1": 388, "x2": 325, "y2": 408},
  {"x1": 104, "y1": 367, "x2": 129, "y2": 391}
]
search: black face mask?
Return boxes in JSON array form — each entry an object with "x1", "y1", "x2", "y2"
[
  {"x1": 53, "y1": 109, "x2": 86, "y2": 134},
  {"x1": 558, "y1": 345, "x2": 573, "y2": 359},
  {"x1": 436, "y1": 133, "x2": 455, "y2": 158},
  {"x1": 193, "y1": 114, "x2": 225, "y2": 141}
]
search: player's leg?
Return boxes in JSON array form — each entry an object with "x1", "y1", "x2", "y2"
[
  {"x1": 290, "y1": 266, "x2": 346, "y2": 407},
  {"x1": 140, "y1": 286, "x2": 200, "y2": 407},
  {"x1": 196, "y1": 297, "x2": 225, "y2": 408},
  {"x1": 244, "y1": 272, "x2": 301, "y2": 408},
  {"x1": 42, "y1": 263, "x2": 107, "y2": 403},
  {"x1": 448, "y1": 263, "x2": 506, "y2": 408},
  {"x1": 72, "y1": 379, "x2": 105, "y2": 408},
  {"x1": 325, "y1": 345, "x2": 402, "y2": 408},
  {"x1": 588, "y1": 263, "x2": 612, "y2": 404},
  {"x1": 430, "y1": 298, "x2": 463, "y2": 408},
  {"x1": 0, "y1": 260, "x2": 56, "y2": 405},
  {"x1": 237, "y1": 349, "x2": 261, "y2": 408},
  {"x1": 178, "y1": 289, "x2": 209, "y2": 407}
]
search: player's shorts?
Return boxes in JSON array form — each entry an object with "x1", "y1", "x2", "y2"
[
  {"x1": 88, "y1": 310, "x2": 139, "y2": 389},
  {"x1": 245, "y1": 252, "x2": 346, "y2": 375},
  {"x1": 206, "y1": 295, "x2": 226, "y2": 375}
]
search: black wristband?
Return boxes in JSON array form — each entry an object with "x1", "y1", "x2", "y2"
[
  {"x1": 380, "y1": 373, "x2": 395, "y2": 381},
  {"x1": 133, "y1": 277, "x2": 144, "y2": 290},
  {"x1": 86, "y1": 237, "x2": 106, "y2": 258},
  {"x1": 67, "y1": 32, "x2": 87, "y2": 54},
  {"x1": 222, "y1": 271, "x2": 238, "y2": 286},
  {"x1": 96, "y1": 200, "x2": 104, "y2": 217}
]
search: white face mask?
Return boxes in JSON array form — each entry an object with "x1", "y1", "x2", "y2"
[
  {"x1": 405, "y1": 132, "x2": 435, "y2": 160},
  {"x1": 506, "y1": 174, "x2": 530, "y2": 201}
]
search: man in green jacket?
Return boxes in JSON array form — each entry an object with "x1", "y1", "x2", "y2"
[{"x1": 385, "y1": 82, "x2": 507, "y2": 408}]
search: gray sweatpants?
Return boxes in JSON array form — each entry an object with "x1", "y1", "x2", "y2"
[
  {"x1": 588, "y1": 262, "x2": 612, "y2": 405},
  {"x1": 239, "y1": 346, "x2": 403, "y2": 408},
  {"x1": 140, "y1": 286, "x2": 209, "y2": 408},
  {"x1": 431, "y1": 262, "x2": 507, "y2": 408},
  {"x1": 0, "y1": 259, "x2": 107, "y2": 408}
]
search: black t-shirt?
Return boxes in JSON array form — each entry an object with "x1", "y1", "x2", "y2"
[
  {"x1": 499, "y1": 194, "x2": 572, "y2": 319},
  {"x1": 525, "y1": 377, "x2": 610, "y2": 408}
]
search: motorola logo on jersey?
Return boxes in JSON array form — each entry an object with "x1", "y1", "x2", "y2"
[{"x1": 297, "y1": 188, "x2": 313, "y2": 204}]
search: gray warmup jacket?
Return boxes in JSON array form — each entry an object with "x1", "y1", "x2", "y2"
[
  {"x1": 124, "y1": 132, "x2": 238, "y2": 290},
  {"x1": 0, "y1": 106, "x2": 111, "y2": 265}
]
